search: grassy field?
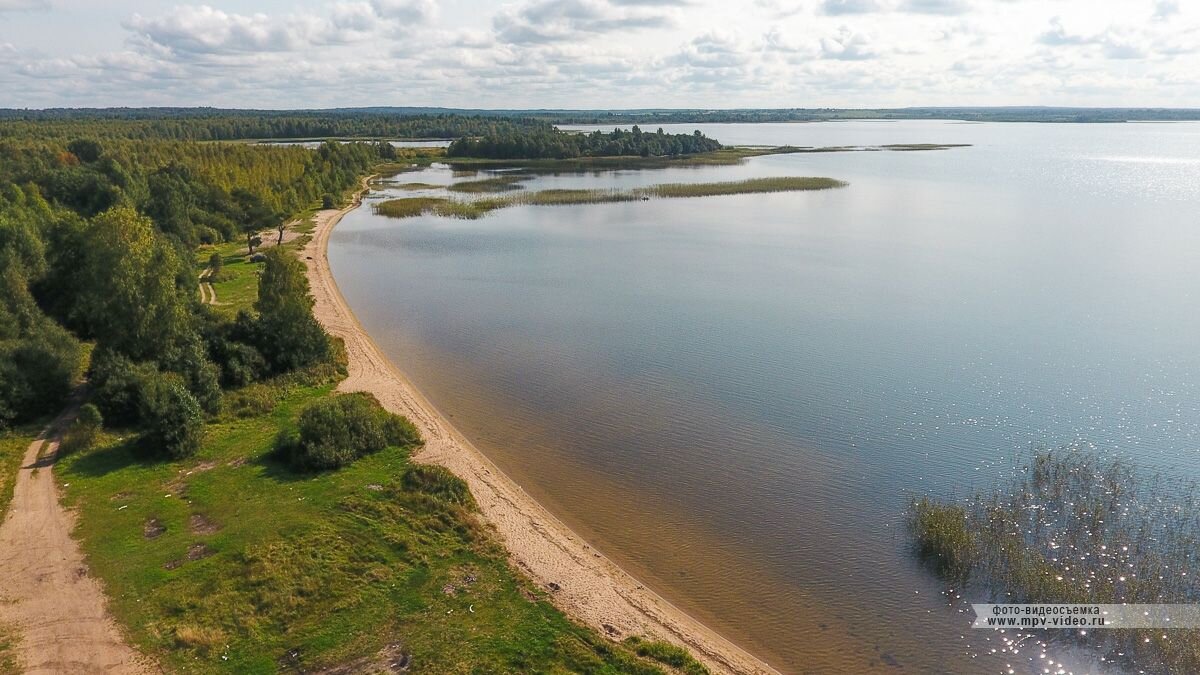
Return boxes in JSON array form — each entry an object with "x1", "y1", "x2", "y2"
[
  {"x1": 196, "y1": 241, "x2": 261, "y2": 317},
  {"x1": 372, "y1": 176, "x2": 848, "y2": 221},
  {"x1": 56, "y1": 369, "x2": 703, "y2": 673}
]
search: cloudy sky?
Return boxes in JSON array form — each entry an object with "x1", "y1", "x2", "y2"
[{"x1": 1, "y1": 0, "x2": 1198, "y2": 109}]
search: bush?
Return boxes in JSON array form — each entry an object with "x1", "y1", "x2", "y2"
[
  {"x1": 402, "y1": 464, "x2": 472, "y2": 506},
  {"x1": 160, "y1": 337, "x2": 222, "y2": 415},
  {"x1": 322, "y1": 194, "x2": 337, "y2": 209},
  {"x1": 282, "y1": 392, "x2": 420, "y2": 470},
  {"x1": 90, "y1": 348, "x2": 157, "y2": 426},
  {"x1": 0, "y1": 321, "x2": 80, "y2": 429},
  {"x1": 139, "y1": 373, "x2": 204, "y2": 460},
  {"x1": 60, "y1": 403, "x2": 102, "y2": 455}
]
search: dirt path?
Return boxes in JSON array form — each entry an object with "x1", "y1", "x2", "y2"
[
  {"x1": 198, "y1": 270, "x2": 216, "y2": 305},
  {"x1": 0, "y1": 400, "x2": 154, "y2": 674},
  {"x1": 303, "y1": 178, "x2": 777, "y2": 675}
]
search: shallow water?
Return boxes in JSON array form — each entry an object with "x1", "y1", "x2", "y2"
[{"x1": 328, "y1": 121, "x2": 1200, "y2": 673}]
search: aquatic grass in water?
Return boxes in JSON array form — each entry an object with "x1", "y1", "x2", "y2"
[
  {"x1": 909, "y1": 447, "x2": 1200, "y2": 673},
  {"x1": 446, "y1": 174, "x2": 531, "y2": 193},
  {"x1": 372, "y1": 177, "x2": 848, "y2": 221},
  {"x1": 372, "y1": 197, "x2": 447, "y2": 218},
  {"x1": 643, "y1": 177, "x2": 846, "y2": 197}
]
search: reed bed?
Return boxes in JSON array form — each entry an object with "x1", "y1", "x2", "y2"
[
  {"x1": 909, "y1": 447, "x2": 1200, "y2": 673},
  {"x1": 373, "y1": 176, "x2": 848, "y2": 221},
  {"x1": 642, "y1": 176, "x2": 846, "y2": 197},
  {"x1": 446, "y1": 174, "x2": 531, "y2": 193},
  {"x1": 372, "y1": 197, "x2": 447, "y2": 218}
]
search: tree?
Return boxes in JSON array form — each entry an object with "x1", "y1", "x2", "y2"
[
  {"x1": 253, "y1": 248, "x2": 330, "y2": 373},
  {"x1": 322, "y1": 194, "x2": 336, "y2": 210},
  {"x1": 233, "y1": 189, "x2": 276, "y2": 255},
  {"x1": 66, "y1": 138, "x2": 103, "y2": 163},
  {"x1": 69, "y1": 205, "x2": 193, "y2": 362}
]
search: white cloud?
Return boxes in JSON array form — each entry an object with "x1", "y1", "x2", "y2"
[
  {"x1": 2, "y1": 0, "x2": 1200, "y2": 108},
  {"x1": 820, "y1": 0, "x2": 883, "y2": 16},
  {"x1": 493, "y1": 0, "x2": 678, "y2": 44},
  {"x1": 0, "y1": 0, "x2": 48, "y2": 10}
]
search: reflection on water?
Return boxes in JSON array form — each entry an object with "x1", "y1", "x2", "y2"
[{"x1": 329, "y1": 121, "x2": 1200, "y2": 674}]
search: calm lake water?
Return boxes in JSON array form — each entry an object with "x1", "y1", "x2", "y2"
[{"x1": 328, "y1": 121, "x2": 1200, "y2": 674}]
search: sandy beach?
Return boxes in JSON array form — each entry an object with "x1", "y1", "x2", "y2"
[{"x1": 302, "y1": 178, "x2": 778, "y2": 675}]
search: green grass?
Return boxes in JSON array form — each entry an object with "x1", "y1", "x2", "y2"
[
  {"x1": 394, "y1": 182, "x2": 443, "y2": 191},
  {"x1": 57, "y1": 373, "x2": 678, "y2": 673},
  {"x1": 373, "y1": 177, "x2": 847, "y2": 221},
  {"x1": 908, "y1": 448, "x2": 1200, "y2": 673},
  {"x1": 0, "y1": 425, "x2": 40, "y2": 521},
  {"x1": 196, "y1": 241, "x2": 261, "y2": 317},
  {"x1": 624, "y1": 637, "x2": 709, "y2": 675},
  {"x1": 0, "y1": 622, "x2": 20, "y2": 675}
]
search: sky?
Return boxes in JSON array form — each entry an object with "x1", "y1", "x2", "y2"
[{"x1": 1, "y1": 0, "x2": 1198, "y2": 109}]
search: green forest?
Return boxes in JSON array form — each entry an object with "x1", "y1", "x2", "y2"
[
  {"x1": 0, "y1": 111, "x2": 551, "y2": 141},
  {"x1": 447, "y1": 125, "x2": 721, "y2": 159}
]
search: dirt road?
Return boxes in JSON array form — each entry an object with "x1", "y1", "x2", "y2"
[{"x1": 0, "y1": 402, "x2": 153, "y2": 674}]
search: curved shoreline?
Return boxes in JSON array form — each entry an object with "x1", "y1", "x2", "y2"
[{"x1": 302, "y1": 178, "x2": 778, "y2": 675}]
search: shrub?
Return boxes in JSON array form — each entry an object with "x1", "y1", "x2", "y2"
[
  {"x1": 402, "y1": 464, "x2": 473, "y2": 506},
  {"x1": 139, "y1": 373, "x2": 203, "y2": 460},
  {"x1": 0, "y1": 325, "x2": 80, "y2": 428},
  {"x1": 90, "y1": 348, "x2": 157, "y2": 426},
  {"x1": 216, "y1": 340, "x2": 267, "y2": 387},
  {"x1": 207, "y1": 252, "x2": 223, "y2": 281},
  {"x1": 60, "y1": 402, "x2": 102, "y2": 455},
  {"x1": 321, "y1": 193, "x2": 337, "y2": 209},
  {"x1": 283, "y1": 392, "x2": 420, "y2": 470}
]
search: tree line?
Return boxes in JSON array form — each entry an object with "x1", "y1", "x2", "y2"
[
  {"x1": 0, "y1": 111, "x2": 552, "y2": 141},
  {"x1": 446, "y1": 125, "x2": 721, "y2": 159}
]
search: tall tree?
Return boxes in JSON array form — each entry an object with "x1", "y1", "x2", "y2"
[{"x1": 253, "y1": 248, "x2": 330, "y2": 372}]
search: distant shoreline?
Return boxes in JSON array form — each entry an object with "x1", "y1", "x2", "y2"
[{"x1": 301, "y1": 176, "x2": 778, "y2": 675}]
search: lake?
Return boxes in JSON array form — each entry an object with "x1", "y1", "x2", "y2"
[{"x1": 327, "y1": 120, "x2": 1200, "y2": 673}]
